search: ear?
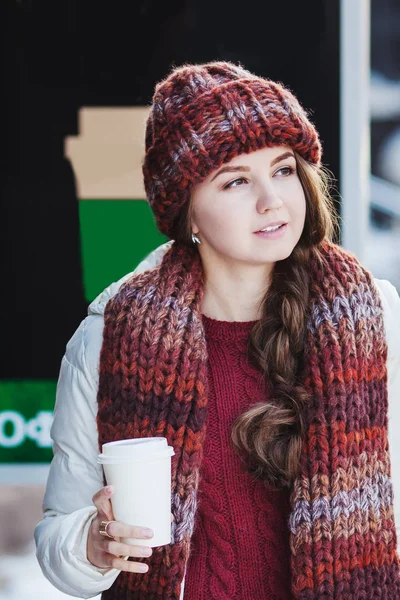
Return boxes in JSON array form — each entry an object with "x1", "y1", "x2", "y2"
[
  {"x1": 191, "y1": 215, "x2": 200, "y2": 235},
  {"x1": 187, "y1": 194, "x2": 199, "y2": 235}
]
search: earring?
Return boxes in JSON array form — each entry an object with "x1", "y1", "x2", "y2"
[{"x1": 191, "y1": 232, "x2": 202, "y2": 244}]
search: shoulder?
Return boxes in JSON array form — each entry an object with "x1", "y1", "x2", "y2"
[
  {"x1": 373, "y1": 277, "x2": 400, "y2": 359},
  {"x1": 87, "y1": 240, "x2": 173, "y2": 317},
  {"x1": 63, "y1": 316, "x2": 104, "y2": 388}
]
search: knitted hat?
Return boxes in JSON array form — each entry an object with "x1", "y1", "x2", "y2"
[{"x1": 142, "y1": 60, "x2": 322, "y2": 238}]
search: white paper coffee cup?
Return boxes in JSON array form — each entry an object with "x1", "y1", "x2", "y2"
[{"x1": 98, "y1": 437, "x2": 175, "y2": 547}]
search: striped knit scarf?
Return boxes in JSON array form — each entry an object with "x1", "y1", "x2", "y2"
[{"x1": 96, "y1": 239, "x2": 400, "y2": 599}]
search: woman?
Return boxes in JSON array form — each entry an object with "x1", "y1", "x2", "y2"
[{"x1": 35, "y1": 61, "x2": 400, "y2": 599}]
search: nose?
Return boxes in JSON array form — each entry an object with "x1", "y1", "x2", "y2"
[{"x1": 255, "y1": 181, "x2": 283, "y2": 213}]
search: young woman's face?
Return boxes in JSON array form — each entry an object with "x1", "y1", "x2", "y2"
[{"x1": 190, "y1": 145, "x2": 306, "y2": 266}]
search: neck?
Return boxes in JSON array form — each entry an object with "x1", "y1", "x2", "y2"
[{"x1": 200, "y1": 258, "x2": 272, "y2": 322}]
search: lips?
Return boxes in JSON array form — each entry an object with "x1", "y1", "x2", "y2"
[{"x1": 255, "y1": 221, "x2": 287, "y2": 233}]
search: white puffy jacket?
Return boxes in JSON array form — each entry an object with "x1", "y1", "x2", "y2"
[{"x1": 34, "y1": 240, "x2": 400, "y2": 599}]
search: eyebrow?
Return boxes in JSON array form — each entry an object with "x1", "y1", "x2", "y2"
[{"x1": 210, "y1": 151, "x2": 295, "y2": 182}]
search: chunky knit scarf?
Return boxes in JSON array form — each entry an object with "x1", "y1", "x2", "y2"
[{"x1": 96, "y1": 239, "x2": 400, "y2": 600}]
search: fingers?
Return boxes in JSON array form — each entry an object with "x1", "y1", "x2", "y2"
[
  {"x1": 102, "y1": 555, "x2": 149, "y2": 573},
  {"x1": 92, "y1": 486, "x2": 114, "y2": 520},
  {"x1": 89, "y1": 485, "x2": 159, "y2": 574},
  {"x1": 105, "y1": 520, "x2": 153, "y2": 541},
  {"x1": 102, "y1": 539, "x2": 153, "y2": 559}
]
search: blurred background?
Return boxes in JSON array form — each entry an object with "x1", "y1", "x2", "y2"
[{"x1": 1, "y1": 0, "x2": 399, "y2": 597}]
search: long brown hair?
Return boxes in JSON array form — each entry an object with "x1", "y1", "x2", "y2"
[{"x1": 171, "y1": 151, "x2": 340, "y2": 490}]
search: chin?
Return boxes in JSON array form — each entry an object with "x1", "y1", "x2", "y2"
[{"x1": 256, "y1": 242, "x2": 296, "y2": 263}]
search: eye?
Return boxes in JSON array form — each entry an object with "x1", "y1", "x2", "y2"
[
  {"x1": 223, "y1": 177, "x2": 248, "y2": 190},
  {"x1": 222, "y1": 166, "x2": 295, "y2": 190},
  {"x1": 274, "y1": 166, "x2": 295, "y2": 177}
]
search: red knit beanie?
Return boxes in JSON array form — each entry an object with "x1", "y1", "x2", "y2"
[{"x1": 142, "y1": 60, "x2": 322, "y2": 238}]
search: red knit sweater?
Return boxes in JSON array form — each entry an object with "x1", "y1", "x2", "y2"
[{"x1": 184, "y1": 315, "x2": 293, "y2": 600}]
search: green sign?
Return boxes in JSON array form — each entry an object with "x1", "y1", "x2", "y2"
[{"x1": 0, "y1": 381, "x2": 56, "y2": 463}]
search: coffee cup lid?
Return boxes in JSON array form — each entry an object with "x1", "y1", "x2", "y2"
[{"x1": 97, "y1": 437, "x2": 175, "y2": 464}]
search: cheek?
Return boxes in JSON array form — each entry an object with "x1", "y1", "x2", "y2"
[
  {"x1": 285, "y1": 184, "x2": 306, "y2": 223},
  {"x1": 194, "y1": 198, "x2": 246, "y2": 236}
]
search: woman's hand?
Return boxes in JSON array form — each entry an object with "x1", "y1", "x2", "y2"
[{"x1": 87, "y1": 485, "x2": 154, "y2": 573}]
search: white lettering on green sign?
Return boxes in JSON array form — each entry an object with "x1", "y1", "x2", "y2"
[{"x1": 0, "y1": 411, "x2": 53, "y2": 448}]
